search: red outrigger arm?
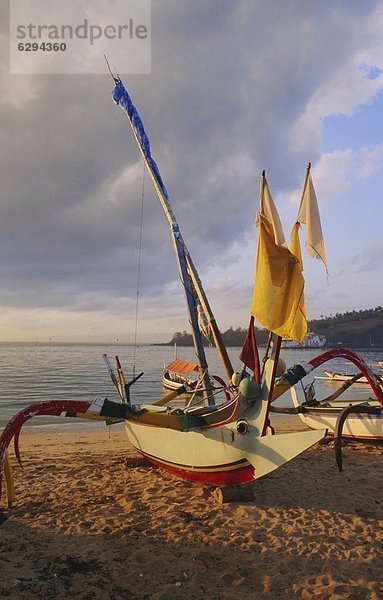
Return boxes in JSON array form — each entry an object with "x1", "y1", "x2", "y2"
[
  {"x1": 307, "y1": 349, "x2": 383, "y2": 403},
  {"x1": 0, "y1": 400, "x2": 93, "y2": 506},
  {"x1": 0, "y1": 396, "x2": 148, "y2": 506},
  {"x1": 310, "y1": 350, "x2": 383, "y2": 466},
  {"x1": 309, "y1": 350, "x2": 383, "y2": 470},
  {"x1": 321, "y1": 352, "x2": 383, "y2": 470},
  {"x1": 273, "y1": 348, "x2": 383, "y2": 405}
]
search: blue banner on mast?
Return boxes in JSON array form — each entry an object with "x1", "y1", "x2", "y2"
[
  {"x1": 113, "y1": 81, "x2": 170, "y2": 205},
  {"x1": 112, "y1": 79, "x2": 216, "y2": 404}
]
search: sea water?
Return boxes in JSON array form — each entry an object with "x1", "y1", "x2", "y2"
[{"x1": 0, "y1": 342, "x2": 381, "y2": 428}]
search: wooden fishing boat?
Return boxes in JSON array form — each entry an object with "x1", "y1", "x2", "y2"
[
  {"x1": 162, "y1": 369, "x2": 193, "y2": 391},
  {"x1": 162, "y1": 360, "x2": 227, "y2": 403},
  {"x1": 290, "y1": 386, "x2": 383, "y2": 441},
  {"x1": 1, "y1": 78, "x2": 383, "y2": 508},
  {"x1": 162, "y1": 359, "x2": 199, "y2": 392}
]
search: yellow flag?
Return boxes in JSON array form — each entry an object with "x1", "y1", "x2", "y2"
[
  {"x1": 290, "y1": 220, "x2": 307, "y2": 336},
  {"x1": 251, "y1": 175, "x2": 307, "y2": 343},
  {"x1": 260, "y1": 175, "x2": 287, "y2": 248}
]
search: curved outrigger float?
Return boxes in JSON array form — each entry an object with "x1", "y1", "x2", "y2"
[{"x1": 1, "y1": 79, "x2": 382, "y2": 509}]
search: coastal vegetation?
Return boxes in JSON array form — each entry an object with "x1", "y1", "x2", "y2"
[
  {"x1": 310, "y1": 306, "x2": 383, "y2": 348},
  {"x1": 165, "y1": 307, "x2": 383, "y2": 348}
]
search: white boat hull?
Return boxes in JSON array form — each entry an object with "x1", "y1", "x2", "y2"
[
  {"x1": 291, "y1": 388, "x2": 383, "y2": 440},
  {"x1": 162, "y1": 372, "x2": 189, "y2": 391},
  {"x1": 124, "y1": 388, "x2": 326, "y2": 486}
]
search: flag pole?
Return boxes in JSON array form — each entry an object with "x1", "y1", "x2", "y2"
[
  {"x1": 261, "y1": 333, "x2": 282, "y2": 436},
  {"x1": 260, "y1": 331, "x2": 273, "y2": 380},
  {"x1": 296, "y1": 161, "x2": 311, "y2": 215},
  {"x1": 260, "y1": 170, "x2": 266, "y2": 213}
]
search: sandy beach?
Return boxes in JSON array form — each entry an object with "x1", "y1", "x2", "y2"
[{"x1": 1, "y1": 417, "x2": 382, "y2": 599}]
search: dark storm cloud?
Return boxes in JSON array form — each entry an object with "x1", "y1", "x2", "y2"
[{"x1": 0, "y1": 0, "x2": 381, "y2": 314}]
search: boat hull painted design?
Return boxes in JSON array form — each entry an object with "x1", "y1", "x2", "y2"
[
  {"x1": 137, "y1": 396, "x2": 241, "y2": 430},
  {"x1": 138, "y1": 450, "x2": 255, "y2": 486},
  {"x1": 124, "y1": 416, "x2": 326, "y2": 485}
]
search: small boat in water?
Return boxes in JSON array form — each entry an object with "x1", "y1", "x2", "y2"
[
  {"x1": 316, "y1": 367, "x2": 383, "y2": 385},
  {"x1": 316, "y1": 369, "x2": 371, "y2": 384},
  {"x1": 162, "y1": 359, "x2": 227, "y2": 400},
  {"x1": 162, "y1": 359, "x2": 199, "y2": 392}
]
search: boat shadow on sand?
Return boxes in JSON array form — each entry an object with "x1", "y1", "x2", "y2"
[{"x1": 1, "y1": 442, "x2": 381, "y2": 598}]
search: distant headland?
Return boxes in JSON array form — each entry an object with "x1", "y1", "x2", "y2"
[{"x1": 154, "y1": 306, "x2": 383, "y2": 348}]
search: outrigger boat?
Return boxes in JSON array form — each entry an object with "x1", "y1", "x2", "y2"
[
  {"x1": 161, "y1": 344, "x2": 201, "y2": 393},
  {"x1": 1, "y1": 78, "x2": 383, "y2": 508},
  {"x1": 162, "y1": 343, "x2": 200, "y2": 393},
  {"x1": 162, "y1": 359, "x2": 227, "y2": 402},
  {"x1": 290, "y1": 383, "x2": 383, "y2": 441},
  {"x1": 162, "y1": 359, "x2": 199, "y2": 392},
  {"x1": 289, "y1": 364, "x2": 383, "y2": 441}
]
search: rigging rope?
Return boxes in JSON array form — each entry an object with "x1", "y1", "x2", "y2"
[{"x1": 132, "y1": 162, "x2": 145, "y2": 376}]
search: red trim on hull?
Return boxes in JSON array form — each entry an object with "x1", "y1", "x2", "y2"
[{"x1": 140, "y1": 453, "x2": 255, "y2": 485}]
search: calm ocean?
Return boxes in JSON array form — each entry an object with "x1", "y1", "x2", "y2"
[{"x1": 0, "y1": 343, "x2": 381, "y2": 428}]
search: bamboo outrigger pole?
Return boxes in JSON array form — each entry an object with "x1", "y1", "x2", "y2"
[
  {"x1": 128, "y1": 130, "x2": 214, "y2": 406},
  {"x1": 185, "y1": 254, "x2": 234, "y2": 381}
]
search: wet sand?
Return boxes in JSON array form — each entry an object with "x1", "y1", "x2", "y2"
[{"x1": 1, "y1": 417, "x2": 382, "y2": 599}]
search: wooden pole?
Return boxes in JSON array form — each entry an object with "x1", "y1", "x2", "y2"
[
  {"x1": 185, "y1": 254, "x2": 234, "y2": 381},
  {"x1": 125, "y1": 456, "x2": 152, "y2": 468},
  {"x1": 261, "y1": 333, "x2": 282, "y2": 436},
  {"x1": 114, "y1": 81, "x2": 232, "y2": 396},
  {"x1": 212, "y1": 484, "x2": 255, "y2": 504}
]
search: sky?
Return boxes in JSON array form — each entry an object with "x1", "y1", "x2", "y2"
[{"x1": 1, "y1": 0, "x2": 383, "y2": 343}]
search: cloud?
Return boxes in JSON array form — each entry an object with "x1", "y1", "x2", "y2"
[
  {"x1": 286, "y1": 142, "x2": 383, "y2": 207},
  {"x1": 1, "y1": 1, "x2": 383, "y2": 340},
  {"x1": 354, "y1": 239, "x2": 383, "y2": 272},
  {"x1": 359, "y1": 144, "x2": 383, "y2": 178},
  {"x1": 291, "y1": 3, "x2": 383, "y2": 151}
]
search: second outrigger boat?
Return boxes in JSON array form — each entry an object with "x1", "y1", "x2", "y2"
[
  {"x1": 290, "y1": 384, "x2": 383, "y2": 441},
  {"x1": 1, "y1": 77, "x2": 383, "y2": 508}
]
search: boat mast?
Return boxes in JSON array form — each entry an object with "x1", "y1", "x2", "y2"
[
  {"x1": 185, "y1": 254, "x2": 233, "y2": 380},
  {"x1": 112, "y1": 79, "x2": 233, "y2": 403}
]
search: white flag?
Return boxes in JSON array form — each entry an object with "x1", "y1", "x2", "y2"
[{"x1": 296, "y1": 170, "x2": 329, "y2": 277}]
